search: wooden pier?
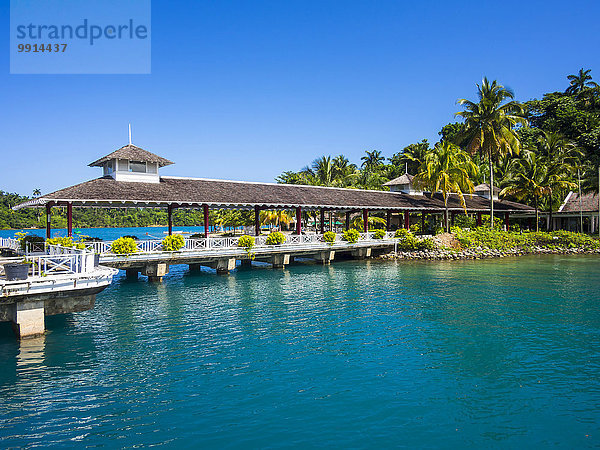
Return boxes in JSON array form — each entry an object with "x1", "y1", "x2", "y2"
[{"x1": 92, "y1": 232, "x2": 400, "y2": 280}]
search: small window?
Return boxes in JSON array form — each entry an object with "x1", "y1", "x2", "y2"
[
  {"x1": 129, "y1": 161, "x2": 147, "y2": 173},
  {"x1": 106, "y1": 161, "x2": 113, "y2": 172}
]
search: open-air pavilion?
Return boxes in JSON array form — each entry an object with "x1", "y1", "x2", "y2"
[{"x1": 13, "y1": 144, "x2": 535, "y2": 237}]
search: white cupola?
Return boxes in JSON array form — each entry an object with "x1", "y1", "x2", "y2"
[{"x1": 88, "y1": 144, "x2": 174, "y2": 184}]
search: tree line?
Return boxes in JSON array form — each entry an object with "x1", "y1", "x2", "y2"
[{"x1": 278, "y1": 69, "x2": 600, "y2": 230}]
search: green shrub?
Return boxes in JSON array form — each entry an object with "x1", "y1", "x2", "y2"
[
  {"x1": 394, "y1": 228, "x2": 410, "y2": 239},
  {"x1": 373, "y1": 229, "x2": 386, "y2": 239},
  {"x1": 122, "y1": 235, "x2": 139, "y2": 240},
  {"x1": 417, "y1": 238, "x2": 436, "y2": 250},
  {"x1": 409, "y1": 223, "x2": 421, "y2": 233},
  {"x1": 238, "y1": 235, "x2": 255, "y2": 250},
  {"x1": 162, "y1": 234, "x2": 185, "y2": 251},
  {"x1": 46, "y1": 236, "x2": 85, "y2": 250},
  {"x1": 342, "y1": 229, "x2": 361, "y2": 244},
  {"x1": 111, "y1": 237, "x2": 138, "y2": 254},
  {"x1": 323, "y1": 231, "x2": 336, "y2": 244},
  {"x1": 266, "y1": 231, "x2": 286, "y2": 245},
  {"x1": 18, "y1": 233, "x2": 45, "y2": 251}
]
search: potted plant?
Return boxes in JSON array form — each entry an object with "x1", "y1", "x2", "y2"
[{"x1": 3, "y1": 258, "x2": 32, "y2": 281}]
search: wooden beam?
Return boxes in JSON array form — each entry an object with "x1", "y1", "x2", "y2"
[
  {"x1": 204, "y1": 204, "x2": 210, "y2": 238},
  {"x1": 295, "y1": 206, "x2": 302, "y2": 235},
  {"x1": 320, "y1": 209, "x2": 325, "y2": 234},
  {"x1": 167, "y1": 205, "x2": 174, "y2": 236},
  {"x1": 67, "y1": 203, "x2": 73, "y2": 237},
  {"x1": 404, "y1": 211, "x2": 410, "y2": 230},
  {"x1": 46, "y1": 203, "x2": 52, "y2": 239},
  {"x1": 363, "y1": 209, "x2": 369, "y2": 233},
  {"x1": 254, "y1": 205, "x2": 260, "y2": 236}
]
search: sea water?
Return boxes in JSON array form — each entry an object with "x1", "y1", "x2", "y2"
[{"x1": 0, "y1": 249, "x2": 599, "y2": 447}]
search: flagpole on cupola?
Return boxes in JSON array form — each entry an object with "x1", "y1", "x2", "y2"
[{"x1": 128, "y1": 124, "x2": 132, "y2": 145}]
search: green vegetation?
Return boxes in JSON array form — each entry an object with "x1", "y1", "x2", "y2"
[
  {"x1": 111, "y1": 237, "x2": 138, "y2": 255},
  {"x1": 265, "y1": 231, "x2": 286, "y2": 245},
  {"x1": 372, "y1": 229, "x2": 386, "y2": 239},
  {"x1": 394, "y1": 229, "x2": 436, "y2": 251},
  {"x1": 15, "y1": 232, "x2": 45, "y2": 251},
  {"x1": 323, "y1": 231, "x2": 336, "y2": 244},
  {"x1": 46, "y1": 236, "x2": 85, "y2": 250},
  {"x1": 342, "y1": 229, "x2": 360, "y2": 243},
  {"x1": 162, "y1": 234, "x2": 185, "y2": 251},
  {"x1": 454, "y1": 228, "x2": 600, "y2": 251},
  {"x1": 276, "y1": 70, "x2": 600, "y2": 231}
]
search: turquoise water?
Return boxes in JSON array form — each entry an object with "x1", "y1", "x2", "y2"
[
  {"x1": 1, "y1": 256, "x2": 599, "y2": 448},
  {"x1": 0, "y1": 226, "x2": 229, "y2": 240}
]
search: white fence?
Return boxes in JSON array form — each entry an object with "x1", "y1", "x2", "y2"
[
  {"x1": 30, "y1": 244, "x2": 96, "y2": 277},
  {"x1": 86, "y1": 231, "x2": 401, "y2": 255},
  {"x1": 0, "y1": 237, "x2": 20, "y2": 252}
]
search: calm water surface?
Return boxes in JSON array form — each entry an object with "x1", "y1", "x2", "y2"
[{"x1": 1, "y1": 255, "x2": 599, "y2": 448}]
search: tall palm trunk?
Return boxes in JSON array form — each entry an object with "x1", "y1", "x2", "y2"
[
  {"x1": 489, "y1": 155, "x2": 494, "y2": 228},
  {"x1": 534, "y1": 197, "x2": 539, "y2": 232},
  {"x1": 445, "y1": 204, "x2": 449, "y2": 232},
  {"x1": 548, "y1": 192, "x2": 553, "y2": 231}
]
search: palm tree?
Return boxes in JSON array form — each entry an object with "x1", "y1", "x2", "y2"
[
  {"x1": 32, "y1": 188, "x2": 42, "y2": 198},
  {"x1": 350, "y1": 215, "x2": 387, "y2": 230},
  {"x1": 500, "y1": 151, "x2": 550, "y2": 231},
  {"x1": 566, "y1": 68, "x2": 598, "y2": 96},
  {"x1": 456, "y1": 77, "x2": 527, "y2": 227},
  {"x1": 260, "y1": 210, "x2": 293, "y2": 230},
  {"x1": 413, "y1": 141, "x2": 478, "y2": 231},
  {"x1": 389, "y1": 140, "x2": 430, "y2": 176},
  {"x1": 332, "y1": 155, "x2": 359, "y2": 187},
  {"x1": 361, "y1": 150, "x2": 385, "y2": 172}
]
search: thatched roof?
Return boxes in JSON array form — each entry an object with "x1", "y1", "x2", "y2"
[
  {"x1": 88, "y1": 145, "x2": 174, "y2": 167},
  {"x1": 558, "y1": 191, "x2": 599, "y2": 213},
  {"x1": 13, "y1": 176, "x2": 535, "y2": 213},
  {"x1": 384, "y1": 174, "x2": 414, "y2": 186}
]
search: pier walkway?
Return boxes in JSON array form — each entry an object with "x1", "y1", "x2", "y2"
[{"x1": 88, "y1": 232, "x2": 404, "y2": 279}]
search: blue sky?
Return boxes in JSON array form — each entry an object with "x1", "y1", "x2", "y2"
[{"x1": 1, "y1": 0, "x2": 599, "y2": 196}]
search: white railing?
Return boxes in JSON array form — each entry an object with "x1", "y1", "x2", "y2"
[
  {"x1": 29, "y1": 247, "x2": 95, "y2": 277},
  {"x1": 0, "y1": 237, "x2": 20, "y2": 252},
  {"x1": 90, "y1": 231, "x2": 405, "y2": 256}
]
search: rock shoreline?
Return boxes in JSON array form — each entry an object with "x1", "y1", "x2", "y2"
[{"x1": 379, "y1": 247, "x2": 600, "y2": 261}]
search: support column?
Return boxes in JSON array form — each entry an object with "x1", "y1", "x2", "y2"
[
  {"x1": 11, "y1": 300, "x2": 45, "y2": 339},
  {"x1": 203, "y1": 204, "x2": 210, "y2": 238},
  {"x1": 386, "y1": 211, "x2": 392, "y2": 231},
  {"x1": 272, "y1": 254, "x2": 290, "y2": 269},
  {"x1": 254, "y1": 205, "x2": 260, "y2": 236},
  {"x1": 67, "y1": 203, "x2": 73, "y2": 238},
  {"x1": 345, "y1": 212, "x2": 351, "y2": 231},
  {"x1": 45, "y1": 203, "x2": 52, "y2": 239},
  {"x1": 363, "y1": 209, "x2": 369, "y2": 233},
  {"x1": 421, "y1": 212, "x2": 425, "y2": 231},
  {"x1": 143, "y1": 263, "x2": 169, "y2": 282},
  {"x1": 215, "y1": 258, "x2": 236, "y2": 275},
  {"x1": 125, "y1": 269, "x2": 139, "y2": 279},
  {"x1": 451, "y1": 211, "x2": 456, "y2": 227},
  {"x1": 320, "y1": 209, "x2": 325, "y2": 234},
  {"x1": 167, "y1": 205, "x2": 174, "y2": 236},
  {"x1": 477, "y1": 212, "x2": 482, "y2": 227},
  {"x1": 404, "y1": 211, "x2": 410, "y2": 230},
  {"x1": 316, "y1": 250, "x2": 335, "y2": 265},
  {"x1": 295, "y1": 206, "x2": 302, "y2": 235},
  {"x1": 504, "y1": 212, "x2": 510, "y2": 231},
  {"x1": 443, "y1": 211, "x2": 448, "y2": 230}
]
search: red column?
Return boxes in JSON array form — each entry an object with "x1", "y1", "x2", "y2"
[
  {"x1": 386, "y1": 211, "x2": 392, "y2": 231},
  {"x1": 504, "y1": 212, "x2": 510, "y2": 231},
  {"x1": 295, "y1": 206, "x2": 302, "y2": 235},
  {"x1": 254, "y1": 205, "x2": 260, "y2": 236},
  {"x1": 45, "y1": 203, "x2": 52, "y2": 239},
  {"x1": 345, "y1": 212, "x2": 351, "y2": 231},
  {"x1": 320, "y1": 209, "x2": 325, "y2": 234},
  {"x1": 167, "y1": 205, "x2": 173, "y2": 236},
  {"x1": 204, "y1": 204, "x2": 210, "y2": 238},
  {"x1": 476, "y1": 212, "x2": 482, "y2": 227},
  {"x1": 67, "y1": 203, "x2": 73, "y2": 238},
  {"x1": 404, "y1": 211, "x2": 410, "y2": 229},
  {"x1": 363, "y1": 209, "x2": 369, "y2": 233},
  {"x1": 421, "y1": 212, "x2": 425, "y2": 231}
]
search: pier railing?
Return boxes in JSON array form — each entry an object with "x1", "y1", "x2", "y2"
[
  {"x1": 27, "y1": 244, "x2": 96, "y2": 277},
  {"x1": 0, "y1": 237, "x2": 20, "y2": 252},
  {"x1": 84, "y1": 231, "x2": 402, "y2": 255}
]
